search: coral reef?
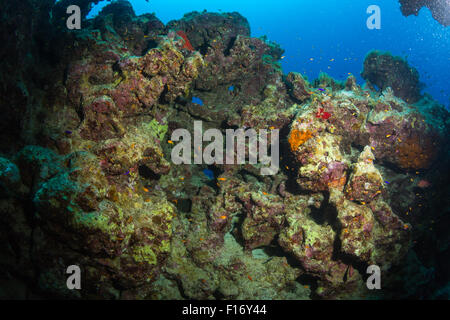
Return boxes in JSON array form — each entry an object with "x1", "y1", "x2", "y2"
[{"x1": 0, "y1": 0, "x2": 449, "y2": 300}]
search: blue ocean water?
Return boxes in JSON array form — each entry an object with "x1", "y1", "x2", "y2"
[{"x1": 89, "y1": 0, "x2": 450, "y2": 108}]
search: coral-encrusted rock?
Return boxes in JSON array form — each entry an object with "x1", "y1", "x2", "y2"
[
  {"x1": 361, "y1": 50, "x2": 422, "y2": 103},
  {"x1": 195, "y1": 34, "x2": 283, "y2": 96},
  {"x1": 138, "y1": 38, "x2": 204, "y2": 103},
  {"x1": 80, "y1": 96, "x2": 124, "y2": 141},
  {"x1": 240, "y1": 192, "x2": 285, "y2": 249},
  {"x1": 399, "y1": 0, "x2": 450, "y2": 26},
  {"x1": 93, "y1": 120, "x2": 170, "y2": 183},
  {"x1": 345, "y1": 146, "x2": 384, "y2": 203},
  {"x1": 331, "y1": 189, "x2": 378, "y2": 262},
  {"x1": 345, "y1": 75, "x2": 360, "y2": 92},
  {"x1": 278, "y1": 195, "x2": 335, "y2": 275},
  {"x1": 231, "y1": 82, "x2": 294, "y2": 130},
  {"x1": 93, "y1": 0, "x2": 166, "y2": 56},
  {"x1": 167, "y1": 11, "x2": 250, "y2": 52},
  {"x1": 278, "y1": 194, "x2": 363, "y2": 297},
  {"x1": 330, "y1": 188, "x2": 411, "y2": 266},
  {"x1": 289, "y1": 108, "x2": 349, "y2": 191},
  {"x1": 66, "y1": 33, "x2": 203, "y2": 142},
  {"x1": 285, "y1": 72, "x2": 312, "y2": 102},
  {"x1": 365, "y1": 89, "x2": 442, "y2": 171},
  {"x1": 208, "y1": 179, "x2": 243, "y2": 234},
  {"x1": 12, "y1": 145, "x2": 175, "y2": 292}
]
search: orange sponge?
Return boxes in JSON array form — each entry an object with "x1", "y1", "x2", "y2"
[{"x1": 289, "y1": 129, "x2": 313, "y2": 152}]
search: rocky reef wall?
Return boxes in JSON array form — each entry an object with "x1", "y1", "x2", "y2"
[{"x1": 0, "y1": 0, "x2": 449, "y2": 299}]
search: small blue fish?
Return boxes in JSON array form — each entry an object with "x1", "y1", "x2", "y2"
[
  {"x1": 65, "y1": 130, "x2": 72, "y2": 134},
  {"x1": 192, "y1": 96, "x2": 204, "y2": 106},
  {"x1": 318, "y1": 88, "x2": 325, "y2": 92},
  {"x1": 228, "y1": 85, "x2": 235, "y2": 92},
  {"x1": 384, "y1": 181, "x2": 390, "y2": 184},
  {"x1": 203, "y1": 169, "x2": 214, "y2": 180}
]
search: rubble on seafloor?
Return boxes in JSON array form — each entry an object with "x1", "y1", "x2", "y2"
[{"x1": 0, "y1": 0, "x2": 449, "y2": 299}]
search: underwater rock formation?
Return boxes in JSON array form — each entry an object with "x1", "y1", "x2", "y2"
[
  {"x1": 0, "y1": 0, "x2": 449, "y2": 300},
  {"x1": 399, "y1": 0, "x2": 450, "y2": 26},
  {"x1": 166, "y1": 11, "x2": 251, "y2": 54},
  {"x1": 285, "y1": 72, "x2": 312, "y2": 103},
  {"x1": 361, "y1": 51, "x2": 422, "y2": 103}
]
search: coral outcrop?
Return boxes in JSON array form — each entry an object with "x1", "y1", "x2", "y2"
[
  {"x1": 0, "y1": 0, "x2": 449, "y2": 300},
  {"x1": 399, "y1": 0, "x2": 450, "y2": 26},
  {"x1": 361, "y1": 51, "x2": 422, "y2": 103}
]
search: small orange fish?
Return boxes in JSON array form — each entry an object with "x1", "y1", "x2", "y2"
[
  {"x1": 143, "y1": 187, "x2": 149, "y2": 192},
  {"x1": 199, "y1": 238, "x2": 204, "y2": 241},
  {"x1": 218, "y1": 177, "x2": 227, "y2": 181},
  {"x1": 262, "y1": 192, "x2": 268, "y2": 195},
  {"x1": 417, "y1": 179, "x2": 431, "y2": 188},
  {"x1": 145, "y1": 199, "x2": 150, "y2": 202},
  {"x1": 168, "y1": 140, "x2": 174, "y2": 144},
  {"x1": 220, "y1": 215, "x2": 227, "y2": 220},
  {"x1": 247, "y1": 275, "x2": 253, "y2": 281}
]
